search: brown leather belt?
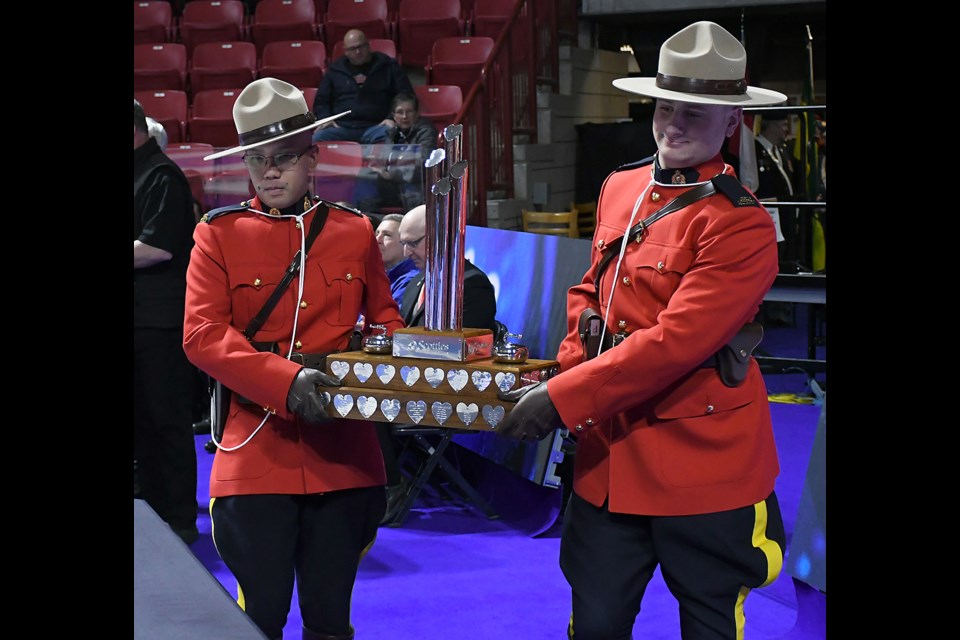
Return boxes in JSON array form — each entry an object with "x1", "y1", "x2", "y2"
[{"x1": 288, "y1": 351, "x2": 333, "y2": 369}]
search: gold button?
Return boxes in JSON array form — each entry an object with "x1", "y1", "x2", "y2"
[
  {"x1": 651, "y1": 192, "x2": 661, "y2": 202},
  {"x1": 345, "y1": 273, "x2": 353, "y2": 281},
  {"x1": 706, "y1": 405, "x2": 715, "y2": 413},
  {"x1": 657, "y1": 261, "x2": 665, "y2": 271},
  {"x1": 575, "y1": 424, "x2": 584, "y2": 432},
  {"x1": 585, "y1": 418, "x2": 594, "y2": 426},
  {"x1": 739, "y1": 348, "x2": 748, "y2": 357},
  {"x1": 300, "y1": 300, "x2": 308, "y2": 309},
  {"x1": 253, "y1": 278, "x2": 261, "y2": 286},
  {"x1": 622, "y1": 276, "x2": 631, "y2": 285},
  {"x1": 597, "y1": 238, "x2": 605, "y2": 249},
  {"x1": 618, "y1": 320, "x2": 627, "y2": 329},
  {"x1": 295, "y1": 340, "x2": 303, "y2": 349},
  {"x1": 268, "y1": 207, "x2": 281, "y2": 216},
  {"x1": 296, "y1": 222, "x2": 302, "y2": 229}
]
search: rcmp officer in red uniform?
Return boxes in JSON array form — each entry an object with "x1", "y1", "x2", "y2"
[
  {"x1": 183, "y1": 78, "x2": 404, "y2": 640},
  {"x1": 496, "y1": 22, "x2": 789, "y2": 640}
]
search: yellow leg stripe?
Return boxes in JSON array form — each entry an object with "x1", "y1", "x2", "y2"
[
  {"x1": 752, "y1": 499, "x2": 784, "y2": 588},
  {"x1": 209, "y1": 496, "x2": 245, "y2": 610}
]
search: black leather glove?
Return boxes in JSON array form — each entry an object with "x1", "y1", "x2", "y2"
[
  {"x1": 495, "y1": 382, "x2": 563, "y2": 442},
  {"x1": 286, "y1": 368, "x2": 342, "y2": 425}
]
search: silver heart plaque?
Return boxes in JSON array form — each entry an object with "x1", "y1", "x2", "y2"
[
  {"x1": 380, "y1": 398, "x2": 401, "y2": 422},
  {"x1": 376, "y1": 363, "x2": 396, "y2": 384},
  {"x1": 333, "y1": 394, "x2": 354, "y2": 417},
  {"x1": 353, "y1": 362, "x2": 373, "y2": 384},
  {"x1": 495, "y1": 372, "x2": 516, "y2": 393},
  {"x1": 400, "y1": 365, "x2": 420, "y2": 387},
  {"x1": 431, "y1": 401, "x2": 453, "y2": 425},
  {"x1": 357, "y1": 395, "x2": 377, "y2": 419},
  {"x1": 456, "y1": 402, "x2": 479, "y2": 426},
  {"x1": 471, "y1": 370, "x2": 492, "y2": 392},
  {"x1": 482, "y1": 404, "x2": 505, "y2": 427},
  {"x1": 330, "y1": 360, "x2": 349, "y2": 380},
  {"x1": 424, "y1": 367, "x2": 445, "y2": 388},
  {"x1": 447, "y1": 369, "x2": 468, "y2": 392},
  {"x1": 405, "y1": 400, "x2": 427, "y2": 424}
]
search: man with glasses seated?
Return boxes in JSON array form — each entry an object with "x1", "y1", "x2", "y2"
[
  {"x1": 184, "y1": 77, "x2": 404, "y2": 640},
  {"x1": 311, "y1": 29, "x2": 415, "y2": 145},
  {"x1": 376, "y1": 204, "x2": 498, "y2": 524},
  {"x1": 356, "y1": 92, "x2": 439, "y2": 213}
]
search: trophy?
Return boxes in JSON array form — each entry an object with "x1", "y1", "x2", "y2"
[{"x1": 323, "y1": 125, "x2": 560, "y2": 431}]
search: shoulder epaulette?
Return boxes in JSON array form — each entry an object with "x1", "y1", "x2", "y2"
[
  {"x1": 318, "y1": 198, "x2": 363, "y2": 216},
  {"x1": 710, "y1": 174, "x2": 760, "y2": 208},
  {"x1": 614, "y1": 155, "x2": 655, "y2": 173},
  {"x1": 199, "y1": 201, "x2": 255, "y2": 223}
]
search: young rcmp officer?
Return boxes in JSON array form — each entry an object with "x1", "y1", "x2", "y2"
[
  {"x1": 182, "y1": 77, "x2": 404, "y2": 640},
  {"x1": 495, "y1": 22, "x2": 790, "y2": 640}
]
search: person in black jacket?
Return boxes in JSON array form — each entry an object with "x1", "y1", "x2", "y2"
[
  {"x1": 134, "y1": 98, "x2": 199, "y2": 545},
  {"x1": 312, "y1": 29, "x2": 415, "y2": 144}
]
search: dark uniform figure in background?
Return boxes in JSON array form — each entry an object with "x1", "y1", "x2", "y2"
[
  {"x1": 134, "y1": 98, "x2": 199, "y2": 545},
  {"x1": 495, "y1": 23, "x2": 788, "y2": 640},
  {"x1": 182, "y1": 78, "x2": 404, "y2": 640},
  {"x1": 755, "y1": 112, "x2": 802, "y2": 272}
]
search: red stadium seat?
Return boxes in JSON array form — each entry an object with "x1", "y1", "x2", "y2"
[
  {"x1": 397, "y1": 0, "x2": 465, "y2": 68},
  {"x1": 313, "y1": 141, "x2": 364, "y2": 203},
  {"x1": 250, "y1": 0, "x2": 320, "y2": 56},
  {"x1": 323, "y1": 0, "x2": 391, "y2": 47},
  {"x1": 330, "y1": 37, "x2": 396, "y2": 62},
  {"x1": 135, "y1": 89, "x2": 189, "y2": 144},
  {"x1": 301, "y1": 87, "x2": 318, "y2": 109},
  {"x1": 413, "y1": 84, "x2": 463, "y2": 132},
  {"x1": 470, "y1": 0, "x2": 520, "y2": 40},
  {"x1": 134, "y1": 1, "x2": 175, "y2": 44},
  {"x1": 425, "y1": 37, "x2": 494, "y2": 96},
  {"x1": 188, "y1": 41, "x2": 258, "y2": 98},
  {"x1": 188, "y1": 88, "x2": 242, "y2": 148},
  {"x1": 166, "y1": 142, "x2": 217, "y2": 217},
  {"x1": 179, "y1": 0, "x2": 248, "y2": 56},
  {"x1": 259, "y1": 40, "x2": 327, "y2": 91},
  {"x1": 134, "y1": 43, "x2": 188, "y2": 92}
]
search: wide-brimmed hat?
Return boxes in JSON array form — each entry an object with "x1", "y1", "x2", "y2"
[
  {"x1": 204, "y1": 78, "x2": 350, "y2": 160},
  {"x1": 612, "y1": 21, "x2": 787, "y2": 106}
]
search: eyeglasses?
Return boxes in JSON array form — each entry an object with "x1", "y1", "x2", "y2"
[
  {"x1": 343, "y1": 42, "x2": 369, "y2": 53},
  {"x1": 399, "y1": 235, "x2": 425, "y2": 250},
  {"x1": 242, "y1": 148, "x2": 312, "y2": 172}
]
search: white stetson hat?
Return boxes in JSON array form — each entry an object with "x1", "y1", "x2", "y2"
[
  {"x1": 204, "y1": 77, "x2": 350, "y2": 160},
  {"x1": 612, "y1": 21, "x2": 787, "y2": 106}
]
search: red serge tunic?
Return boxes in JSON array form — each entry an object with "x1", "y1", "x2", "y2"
[
  {"x1": 548, "y1": 157, "x2": 781, "y2": 516},
  {"x1": 183, "y1": 198, "x2": 404, "y2": 498}
]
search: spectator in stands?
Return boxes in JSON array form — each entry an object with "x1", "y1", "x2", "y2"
[
  {"x1": 182, "y1": 78, "x2": 403, "y2": 640},
  {"x1": 375, "y1": 212, "x2": 420, "y2": 308},
  {"x1": 376, "y1": 204, "x2": 498, "y2": 524},
  {"x1": 493, "y1": 21, "x2": 787, "y2": 640},
  {"x1": 134, "y1": 98, "x2": 199, "y2": 545},
  {"x1": 312, "y1": 29, "x2": 415, "y2": 144},
  {"x1": 356, "y1": 92, "x2": 439, "y2": 213},
  {"x1": 755, "y1": 113, "x2": 801, "y2": 272}
]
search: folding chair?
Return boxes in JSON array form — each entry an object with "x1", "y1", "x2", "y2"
[
  {"x1": 259, "y1": 40, "x2": 327, "y2": 91},
  {"x1": 323, "y1": 0, "x2": 391, "y2": 47},
  {"x1": 188, "y1": 41, "x2": 257, "y2": 98},
  {"x1": 414, "y1": 84, "x2": 463, "y2": 131},
  {"x1": 133, "y1": 1, "x2": 175, "y2": 45},
  {"x1": 521, "y1": 207, "x2": 579, "y2": 238},
  {"x1": 396, "y1": 0, "x2": 465, "y2": 68},
  {"x1": 178, "y1": 0, "x2": 248, "y2": 56},
  {"x1": 134, "y1": 42, "x2": 188, "y2": 92},
  {"x1": 425, "y1": 36, "x2": 494, "y2": 96},
  {"x1": 135, "y1": 89, "x2": 189, "y2": 144}
]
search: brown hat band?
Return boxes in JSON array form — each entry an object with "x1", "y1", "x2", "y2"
[
  {"x1": 655, "y1": 73, "x2": 747, "y2": 96},
  {"x1": 238, "y1": 112, "x2": 317, "y2": 146}
]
